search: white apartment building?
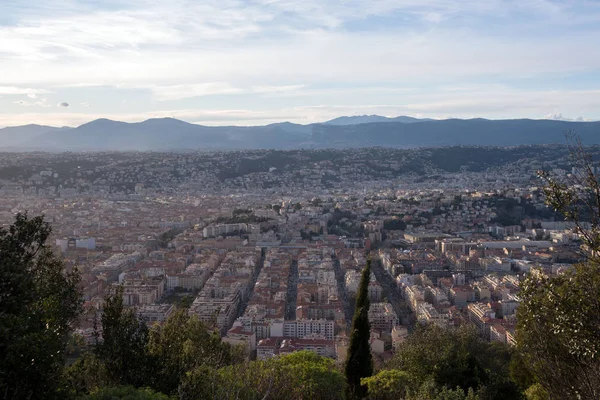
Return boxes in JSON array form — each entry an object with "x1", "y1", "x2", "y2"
[
  {"x1": 368, "y1": 302, "x2": 399, "y2": 333},
  {"x1": 468, "y1": 302, "x2": 496, "y2": 337},
  {"x1": 282, "y1": 319, "x2": 335, "y2": 340},
  {"x1": 136, "y1": 304, "x2": 175, "y2": 324}
]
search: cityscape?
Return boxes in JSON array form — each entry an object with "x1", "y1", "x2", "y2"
[
  {"x1": 0, "y1": 146, "x2": 584, "y2": 363},
  {"x1": 2, "y1": 0, "x2": 600, "y2": 398}
]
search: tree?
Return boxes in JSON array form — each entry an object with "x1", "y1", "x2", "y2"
[
  {"x1": 413, "y1": 380, "x2": 480, "y2": 400},
  {"x1": 95, "y1": 286, "x2": 153, "y2": 388},
  {"x1": 82, "y1": 386, "x2": 172, "y2": 400},
  {"x1": 361, "y1": 369, "x2": 411, "y2": 400},
  {"x1": 0, "y1": 213, "x2": 82, "y2": 399},
  {"x1": 344, "y1": 259, "x2": 373, "y2": 398},
  {"x1": 179, "y1": 351, "x2": 345, "y2": 400},
  {"x1": 539, "y1": 133, "x2": 600, "y2": 260},
  {"x1": 386, "y1": 324, "x2": 520, "y2": 399},
  {"x1": 147, "y1": 309, "x2": 240, "y2": 395},
  {"x1": 519, "y1": 136, "x2": 600, "y2": 398},
  {"x1": 516, "y1": 265, "x2": 600, "y2": 399},
  {"x1": 523, "y1": 384, "x2": 549, "y2": 400},
  {"x1": 63, "y1": 352, "x2": 110, "y2": 397},
  {"x1": 383, "y1": 218, "x2": 406, "y2": 231}
]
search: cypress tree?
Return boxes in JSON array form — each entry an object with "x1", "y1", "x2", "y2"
[{"x1": 344, "y1": 259, "x2": 373, "y2": 398}]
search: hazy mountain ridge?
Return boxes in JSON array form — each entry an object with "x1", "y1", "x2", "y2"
[
  {"x1": 0, "y1": 124, "x2": 72, "y2": 149},
  {"x1": 1, "y1": 116, "x2": 599, "y2": 151},
  {"x1": 324, "y1": 115, "x2": 432, "y2": 125},
  {"x1": 311, "y1": 118, "x2": 600, "y2": 148}
]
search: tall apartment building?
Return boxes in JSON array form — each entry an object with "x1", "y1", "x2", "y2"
[
  {"x1": 111, "y1": 276, "x2": 165, "y2": 306},
  {"x1": 189, "y1": 249, "x2": 260, "y2": 334},
  {"x1": 468, "y1": 302, "x2": 496, "y2": 338},
  {"x1": 368, "y1": 302, "x2": 399, "y2": 333},
  {"x1": 368, "y1": 281, "x2": 383, "y2": 302},
  {"x1": 281, "y1": 319, "x2": 334, "y2": 340}
]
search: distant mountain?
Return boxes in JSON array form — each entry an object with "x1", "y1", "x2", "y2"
[
  {"x1": 1, "y1": 117, "x2": 599, "y2": 151},
  {"x1": 266, "y1": 121, "x2": 312, "y2": 134},
  {"x1": 0, "y1": 124, "x2": 72, "y2": 149},
  {"x1": 324, "y1": 115, "x2": 431, "y2": 125},
  {"x1": 18, "y1": 118, "x2": 315, "y2": 151},
  {"x1": 311, "y1": 118, "x2": 600, "y2": 148},
  {"x1": 29, "y1": 118, "x2": 225, "y2": 151}
]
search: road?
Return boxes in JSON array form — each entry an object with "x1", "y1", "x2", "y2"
[
  {"x1": 332, "y1": 255, "x2": 354, "y2": 328},
  {"x1": 370, "y1": 256, "x2": 411, "y2": 325},
  {"x1": 285, "y1": 259, "x2": 299, "y2": 320}
]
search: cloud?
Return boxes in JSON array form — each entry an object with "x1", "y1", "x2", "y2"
[
  {"x1": 148, "y1": 83, "x2": 306, "y2": 101},
  {"x1": 252, "y1": 85, "x2": 306, "y2": 94},
  {"x1": 2, "y1": 0, "x2": 600, "y2": 125},
  {"x1": 2, "y1": 0, "x2": 600, "y2": 89},
  {"x1": 0, "y1": 86, "x2": 50, "y2": 95},
  {"x1": 58, "y1": 102, "x2": 69, "y2": 107},
  {"x1": 13, "y1": 97, "x2": 52, "y2": 107},
  {"x1": 422, "y1": 12, "x2": 445, "y2": 24},
  {"x1": 543, "y1": 113, "x2": 587, "y2": 122},
  {"x1": 150, "y1": 82, "x2": 243, "y2": 101}
]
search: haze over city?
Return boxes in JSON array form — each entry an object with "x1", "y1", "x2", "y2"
[{"x1": 2, "y1": 0, "x2": 600, "y2": 128}]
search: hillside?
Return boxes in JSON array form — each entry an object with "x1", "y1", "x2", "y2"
[{"x1": 0, "y1": 116, "x2": 599, "y2": 151}]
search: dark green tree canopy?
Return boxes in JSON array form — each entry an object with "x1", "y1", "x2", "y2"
[
  {"x1": 147, "y1": 308, "x2": 240, "y2": 395},
  {"x1": 82, "y1": 385, "x2": 173, "y2": 400},
  {"x1": 385, "y1": 324, "x2": 520, "y2": 399},
  {"x1": 95, "y1": 286, "x2": 153, "y2": 389},
  {"x1": 0, "y1": 213, "x2": 82, "y2": 399},
  {"x1": 180, "y1": 350, "x2": 345, "y2": 400}
]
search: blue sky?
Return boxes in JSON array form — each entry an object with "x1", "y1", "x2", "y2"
[{"x1": 1, "y1": 0, "x2": 600, "y2": 127}]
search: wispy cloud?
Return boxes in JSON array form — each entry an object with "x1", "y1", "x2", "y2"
[
  {"x1": 150, "y1": 83, "x2": 243, "y2": 101},
  {"x1": 0, "y1": 86, "x2": 50, "y2": 95},
  {"x1": 1, "y1": 0, "x2": 600, "y2": 125},
  {"x1": 148, "y1": 83, "x2": 306, "y2": 101},
  {"x1": 544, "y1": 113, "x2": 586, "y2": 122},
  {"x1": 13, "y1": 97, "x2": 52, "y2": 108}
]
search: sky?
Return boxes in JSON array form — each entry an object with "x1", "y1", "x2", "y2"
[{"x1": 1, "y1": 0, "x2": 600, "y2": 127}]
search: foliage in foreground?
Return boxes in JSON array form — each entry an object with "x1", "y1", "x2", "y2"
[
  {"x1": 96, "y1": 286, "x2": 153, "y2": 388},
  {"x1": 66, "y1": 297, "x2": 241, "y2": 397},
  {"x1": 82, "y1": 386, "x2": 173, "y2": 400},
  {"x1": 527, "y1": 137, "x2": 600, "y2": 398},
  {"x1": 516, "y1": 264, "x2": 600, "y2": 399},
  {"x1": 180, "y1": 350, "x2": 346, "y2": 400},
  {"x1": 147, "y1": 308, "x2": 242, "y2": 395},
  {"x1": 0, "y1": 213, "x2": 82, "y2": 400},
  {"x1": 378, "y1": 324, "x2": 521, "y2": 400}
]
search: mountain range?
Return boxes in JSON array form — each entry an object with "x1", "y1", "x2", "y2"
[{"x1": 1, "y1": 115, "x2": 599, "y2": 151}]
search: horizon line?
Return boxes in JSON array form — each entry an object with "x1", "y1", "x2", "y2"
[{"x1": 1, "y1": 115, "x2": 598, "y2": 130}]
